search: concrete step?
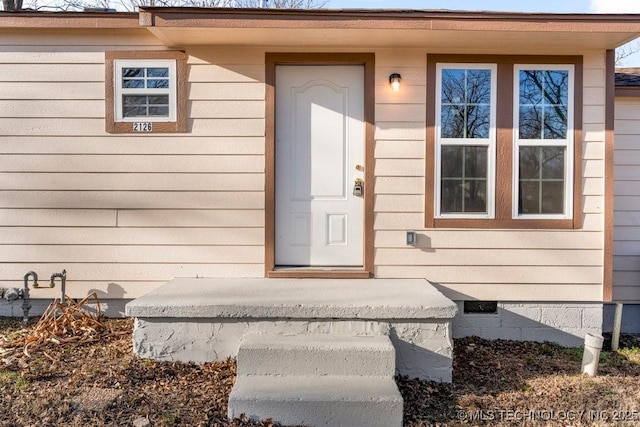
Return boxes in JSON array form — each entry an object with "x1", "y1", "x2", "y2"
[
  {"x1": 237, "y1": 333, "x2": 395, "y2": 377},
  {"x1": 228, "y1": 375, "x2": 403, "y2": 427}
]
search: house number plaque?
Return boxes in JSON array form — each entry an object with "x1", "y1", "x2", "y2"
[{"x1": 133, "y1": 122, "x2": 153, "y2": 132}]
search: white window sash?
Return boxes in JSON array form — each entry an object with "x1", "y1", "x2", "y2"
[
  {"x1": 114, "y1": 59, "x2": 177, "y2": 122},
  {"x1": 512, "y1": 64, "x2": 574, "y2": 220},
  {"x1": 435, "y1": 63, "x2": 497, "y2": 219}
]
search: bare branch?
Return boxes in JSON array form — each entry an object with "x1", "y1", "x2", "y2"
[
  {"x1": 616, "y1": 41, "x2": 640, "y2": 66},
  {"x1": 16, "y1": 0, "x2": 326, "y2": 12},
  {"x1": 234, "y1": 0, "x2": 328, "y2": 8}
]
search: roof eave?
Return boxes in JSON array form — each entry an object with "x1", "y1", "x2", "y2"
[
  {"x1": 0, "y1": 11, "x2": 139, "y2": 29},
  {"x1": 137, "y1": 8, "x2": 640, "y2": 49}
]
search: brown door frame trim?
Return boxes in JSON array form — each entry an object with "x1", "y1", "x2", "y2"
[{"x1": 264, "y1": 53, "x2": 375, "y2": 278}]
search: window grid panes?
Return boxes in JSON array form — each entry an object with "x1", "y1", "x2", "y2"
[
  {"x1": 440, "y1": 69, "x2": 492, "y2": 139},
  {"x1": 518, "y1": 146, "x2": 565, "y2": 214},
  {"x1": 122, "y1": 95, "x2": 170, "y2": 118},
  {"x1": 114, "y1": 60, "x2": 176, "y2": 122},
  {"x1": 514, "y1": 65, "x2": 573, "y2": 219},
  {"x1": 122, "y1": 67, "x2": 170, "y2": 90},
  {"x1": 441, "y1": 145, "x2": 488, "y2": 213},
  {"x1": 518, "y1": 70, "x2": 569, "y2": 140},
  {"x1": 436, "y1": 64, "x2": 495, "y2": 218}
]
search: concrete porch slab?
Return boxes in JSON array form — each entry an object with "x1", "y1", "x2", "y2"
[
  {"x1": 125, "y1": 278, "x2": 457, "y2": 319},
  {"x1": 125, "y1": 278, "x2": 457, "y2": 382}
]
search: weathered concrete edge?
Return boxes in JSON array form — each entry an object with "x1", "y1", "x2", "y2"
[
  {"x1": 125, "y1": 304, "x2": 457, "y2": 319},
  {"x1": 125, "y1": 278, "x2": 458, "y2": 319}
]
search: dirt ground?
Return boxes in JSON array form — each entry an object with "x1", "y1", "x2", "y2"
[{"x1": 1, "y1": 317, "x2": 640, "y2": 426}]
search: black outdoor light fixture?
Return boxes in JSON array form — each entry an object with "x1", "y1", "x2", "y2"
[{"x1": 389, "y1": 73, "x2": 402, "y2": 91}]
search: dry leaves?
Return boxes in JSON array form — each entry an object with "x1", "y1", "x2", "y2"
[
  {"x1": 0, "y1": 293, "x2": 123, "y2": 370},
  {"x1": 1, "y1": 313, "x2": 640, "y2": 426}
]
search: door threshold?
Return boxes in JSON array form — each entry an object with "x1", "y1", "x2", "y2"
[{"x1": 267, "y1": 267, "x2": 371, "y2": 279}]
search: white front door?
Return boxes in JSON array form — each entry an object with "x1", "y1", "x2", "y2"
[{"x1": 275, "y1": 65, "x2": 365, "y2": 267}]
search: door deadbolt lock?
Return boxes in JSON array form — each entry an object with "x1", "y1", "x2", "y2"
[{"x1": 353, "y1": 178, "x2": 364, "y2": 197}]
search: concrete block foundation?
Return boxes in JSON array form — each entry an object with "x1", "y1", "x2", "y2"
[
  {"x1": 0, "y1": 298, "x2": 131, "y2": 319},
  {"x1": 452, "y1": 301, "x2": 604, "y2": 347}
]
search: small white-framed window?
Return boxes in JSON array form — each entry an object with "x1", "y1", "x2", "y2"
[
  {"x1": 114, "y1": 60, "x2": 177, "y2": 122},
  {"x1": 435, "y1": 63, "x2": 497, "y2": 218},
  {"x1": 513, "y1": 64, "x2": 574, "y2": 219}
]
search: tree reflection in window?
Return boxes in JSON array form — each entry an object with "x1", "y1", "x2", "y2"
[
  {"x1": 438, "y1": 67, "x2": 492, "y2": 215},
  {"x1": 517, "y1": 68, "x2": 570, "y2": 216},
  {"x1": 519, "y1": 70, "x2": 568, "y2": 140},
  {"x1": 441, "y1": 69, "x2": 491, "y2": 139}
]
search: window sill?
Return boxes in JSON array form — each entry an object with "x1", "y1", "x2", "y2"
[{"x1": 430, "y1": 218, "x2": 577, "y2": 229}]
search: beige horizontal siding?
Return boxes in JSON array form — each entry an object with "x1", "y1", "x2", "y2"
[
  {"x1": 117, "y1": 210, "x2": 263, "y2": 227},
  {"x1": 0, "y1": 154, "x2": 264, "y2": 173},
  {"x1": 375, "y1": 85, "x2": 426, "y2": 104},
  {"x1": 0, "y1": 118, "x2": 265, "y2": 136},
  {"x1": 374, "y1": 195, "x2": 423, "y2": 212},
  {"x1": 0, "y1": 245, "x2": 264, "y2": 264},
  {"x1": 0, "y1": 82, "x2": 104, "y2": 100},
  {"x1": 375, "y1": 159, "x2": 424, "y2": 177},
  {"x1": 0, "y1": 227, "x2": 264, "y2": 245},
  {"x1": 0, "y1": 137, "x2": 265, "y2": 155},
  {"x1": 0, "y1": 191, "x2": 263, "y2": 209},
  {"x1": 0, "y1": 209, "x2": 116, "y2": 227},
  {"x1": 0, "y1": 173, "x2": 264, "y2": 191},
  {"x1": 0, "y1": 100, "x2": 104, "y2": 118},
  {"x1": 375, "y1": 230, "x2": 603, "y2": 249},
  {"x1": 0, "y1": 100, "x2": 264, "y2": 119},
  {"x1": 0, "y1": 42, "x2": 267, "y2": 295},
  {"x1": 584, "y1": 141, "x2": 605, "y2": 160},
  {"x1": 189, "y1": 64, "x2": 263, "y2": 82},
  {"x1": 372, "y1": 50, "x2": 606, "y2": 301},
  {"x1": 613, "y1": 97, "x2": 640, "y2": 302},
  {"x1": 375, "y1": 104, "x2": 425, "y2": 122},
  {"x1": 374, "y1": 177, "x2": 423, "y2": 195},
  {"x1": 188, "y1": 82, "x2": 264, "y2": 100},
  {"x1": 375, "y1": 266, "x2": 603, "y2": 284},
  {"x1": 0, "y1": 263, "x2": 263, "y2": 295},
  {"x1": 0, "y1": 51, "x2": 105, "y2": 63},
  {"x1": 375, "y1": 248, "x2": 602, "y2": 266},
  {"x1": 374, "y1": 140, "x2": 424, "y2": 159},
  {"x1": 0, "y1": 63, "x2": 104, "y2": 82}
]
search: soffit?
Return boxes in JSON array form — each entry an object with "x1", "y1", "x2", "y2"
[{"x1": 138, "y1": 8, "x2": 640, "y2": 50}]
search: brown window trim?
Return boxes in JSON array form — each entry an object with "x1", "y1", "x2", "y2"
[
  {"x1": 105, "y1": 50, "x2": 188, "y2": 134},
  {"x1": 264, "y1": 53, "x2": 375, "y2": 279},
  {"x1": 425, "y1": 54, "x2": 583, "y2": 229},
  {"x1": 604, "y1": 49, "x2": 615, "y2": 302}
]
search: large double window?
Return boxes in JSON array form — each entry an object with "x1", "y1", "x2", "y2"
[{"x1": 427, "y1": 55, "x2": 582, "y2": 229}]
